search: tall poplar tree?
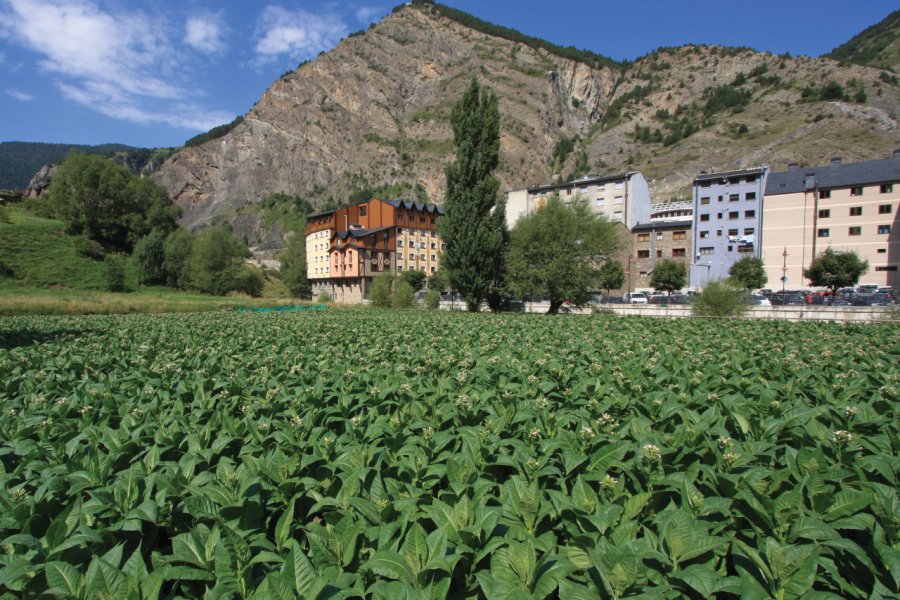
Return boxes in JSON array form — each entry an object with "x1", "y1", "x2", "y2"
[{"x1": 438, "y1": 78, "x2": 507, "y2": 312}]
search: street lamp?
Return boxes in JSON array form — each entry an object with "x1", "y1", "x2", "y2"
[{"x1": 781, "y1": 247, "x2": 788, "y2": 295}]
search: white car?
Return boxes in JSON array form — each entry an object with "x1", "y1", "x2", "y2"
[
  {"x1": 750, "y1": 293, "x2": 771, "y2": 306},
  {"x1": 624, "y1": 292, "x2": 648, "y2": 304}
]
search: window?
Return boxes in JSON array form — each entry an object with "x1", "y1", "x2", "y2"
[
  {"x1": 875, "y1": 266, "x2": 898, "y2": 272},
  {"x1": 849, "y1": 227, "x2": 861, "y2": 236},
  {"x1": 637, "y1": 233, "x2": 650, "y2": 242},
  {"x1": 819, "y1": 189, "x2": 831, "y2": 199},
  {"x1": 614, "y1": 196, "x2": 623, "y2": 204},
  {"x1": 728, "y1": 229, "x2": 739, "y2": 236},
  {"x1": 880, "y1": 184, "x2": 893, "y2": 193},
  {"x1": 700, "y1": 214, "x2": 710, "y2": 222},
  {"x1": 818, "y1": 229, "x2": 829, "y2": 238},
  {"x1": 398, "y1": 266, "x2": 403, "y2": 272},
  {"x1": 745, "y1": 210, "x2": 756, "y2": 218},
  {"x1": 595, "y1": 198, "x2": 605, "y2": 206},
  {"x1": 566, "y1": 188, "x2": 572, "y2": 196},
  {"x1": 615, "y1": 181, "x2": 624, "y2": 190},
  {"x1": 718, "y1": 196, "x2": 724, "y2": 202},
  {"x1": 656, "y1": 232, "x2": 663, "y2": 240},
  {"x1": 818, "y1": 209, "x2": 830, "y2": 218},
  {"x1": 672, "y1": 248, "x2": 686, "y2": 257},
  {"x1": 879, "y1": 204, "x2": 893, "y2": 214},
  {"x1": 851, "y1": 186, "x2": 864, "y2": 196},
  {"x1": 878, "y1": 225, "x2": 891, "y2": 234},
  {"x1": 700, "y1": 231, "x2": 710, "y2": 239},
  {"x1": 673, "y1": 231, "x2": 686, "y2": 240},
  {"x1": 431, "y1": 254, "x2": 436, "y2": 261},
  {"x1": 397, "y1": 240, "x2": 403, "y2": 247},
  {"x1": 613, "y1": 211, "x2": 623, "y2": 220},
  {"x1": 744, "y1": 228, "x2": 755, "y2": 235},
  {"x1": 699, "y1": 247, "x2": 714, "y2": 255},
  {"x1": 729, "y1": 211, "x2": 739, "y2": 220},
  {"x1": 729, "y1": 194, "x2": 740, "y2": 202},
  {"x1": 409, "y1": 253, "x2": 415, "y2": 259},
  {"x1": 700, "y1": 180, "x2": 711, "y2": 188},
  {"x1": 637, "y1": 250, "x2": 650, "y2": 259},
  {"x1": 639, "y1": 271, "x2": 648, "y2": 277},
  {"x1": 746, "y1": 175, "x2": 758, "y2": 183},
  {"x1": 430, "y1": 242, "x2": 436, "y2": 249},
  {"x1": 850, "y1": 206, "x2": 862, "y2": 216},
  {"x1": 729, "y1": 176, "x2": 741, "y2": 184},
  {"x1": 877, "y1": 248, "x2": 887, "y2": 254},
  {"x1": 397, "y1": 227, "x2": 403, "y2": 233},
  {"x1": 727, "y1": 245, "x2": 733, "y2": 252},
  {"x1": 359, "y1": 205, "x2": 367, "y2": 217},
  {"x1": 700, "y1": 197, "x2": 710, "y2": 205},
  {"x1": 746, "y1": 192, "x2": 757, "y2": 201},
  {"x1": 717, "y1": 230, "x2": 723, "y2": 237},
  {"x1": 431, "y1": 267, "x2": 436, "y2": 273},
  {"x1": 656, "y1": 250, "x2": 663, "y2": 258},
  {"x1": 580, "y1": 187, "x2": 588, "y2": 194},
  {"x1": 420, "y1": 254, "x2": 426, "y2": 260}
]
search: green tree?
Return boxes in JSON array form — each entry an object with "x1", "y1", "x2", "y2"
[
  {"x1": 506, "y1": 195, "x2": 620, "y2": 314},
  {"x1": 45, "y1": 152, "x2": 179, "y2": 250},
  {"x1": 650, "y1": 259, "x2": 687, "y2": 297},
  {"x1": 187, "y1": 227, "x2": 251, "y2": 295},
  {"x1": 400, "y1": 269, "x2": 427, "y2": 291},
  {"x1": 728, "y1": 256, "x2": 767, "y2": 290},
  {"x1": 437, "y1": 78, "x2": 507, "y2": 312},
  {"x1": 370, "y1": 271, "x2": 394, "y2": 308},
  {"x1": 428, "y1": 268, "x2": 450, "y2": 292},
  {"x1": 132, "y1": 230, "x2": 167, "y2": 285},
  {"x1": 164, "y1": 228, "x2": 194, "y2": 289},
  {"x1": 596, "y1": 259, "x2": 625, "y2": 297},
  {"x1": 278, "y1": 230, "x2": 312, "y2": 299},
  {"x1": 692, "y1": 280, "x2": 750, "y2": 318},
  {"x1": 803, "y1": 248, "x2": 869, "y2": 298}
]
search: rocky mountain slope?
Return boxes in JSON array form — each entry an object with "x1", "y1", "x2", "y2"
[{"x1": 152, "y1": 2, "x2": 900, "y2": 238}]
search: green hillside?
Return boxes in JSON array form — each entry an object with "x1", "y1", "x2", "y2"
[
  {"x1": 0, "y1": 141, "x2": 136, "y2": 190},
  {"x1": 827, "y1": 9, "x2": 900, "y2": 71},
  {"x1": 0, "y1": 205, "x2": 108, "y2": 290}
]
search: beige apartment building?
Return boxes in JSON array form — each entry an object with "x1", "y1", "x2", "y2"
[
  {"x1": 762, "y1": 153, "x2": 900, "y2": 289},
  {"x1": 505, "y1": 172, "x2": 651, "y2": 229}
]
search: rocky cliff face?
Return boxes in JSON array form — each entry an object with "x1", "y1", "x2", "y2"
[{"x1": 152, "y1": 3, "x2": 900, "y2": 238}]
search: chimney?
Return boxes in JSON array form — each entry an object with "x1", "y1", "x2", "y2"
[
  {"x1": 830, "y1": 157, "x2": 842, "y2": 166},
  {"x1": 788, "y1": 163, "x2": 798, "y2": 171}
]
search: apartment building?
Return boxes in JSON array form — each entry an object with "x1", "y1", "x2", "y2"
[
  {"x1": 506, "y1": 172, "x2": 652, "y2": 229},
  {"x1": 305, "y1": 198, "x2": 444, "y2": 303},
  {"x1": 689, "y1": 167, "x2": 769, "y2": 288},
  {"x1": 761, "y1": 153, "x2": 900, "y2": 289}
]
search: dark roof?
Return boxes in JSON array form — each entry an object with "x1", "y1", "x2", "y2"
[
  {"x1": 694, "y1": 166, "x2": 768, "y2": 184},
  {"x1": 631, "y1": 219, "x2": 693, "y2": 232},
  {"x1": 528, "y1": 172, "x2": 634, "y2": 194},
  {"x1": 308, "y1": 197, "x2": 445, "y2": 220},
  {"x1": 765, "y1": 155, "x2": 900, "y2": 195},
  {"x1": 386, "y1": 199, "x2": 445, "y2": 214}
]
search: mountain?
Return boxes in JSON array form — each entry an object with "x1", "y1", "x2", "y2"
[
  {"x1": 828, "y1": 9, "x2": 900, "y2": 72},
  {"x1": 151, "y1": 1, "x2": 899, "y2": 241},
  {"x1": 0, "y1": 141, "x2": 136, "y2": 189}
]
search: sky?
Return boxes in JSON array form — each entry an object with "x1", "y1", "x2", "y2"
[{"x1": 0, "y1": 0, "x2": 896, "y2": 149}]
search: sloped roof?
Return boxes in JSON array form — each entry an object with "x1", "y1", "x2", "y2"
[
  {"x1": 631, "y1": 219, "x2": 693, "y2": 232},
  {"x1": 386, "y1": 199, "x2": 445, "y2": 214},
  {"x1": 766, "y1": 155, "x2": 900, "y2": 195},
  {"x1": 694, "y1": 166, "x2": 768, "y2": 184}
]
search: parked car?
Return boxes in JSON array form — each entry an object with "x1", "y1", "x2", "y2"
[
  {"x1": 770, "y1": 292, "x2": 805, "y2": 306},
  {"x1": 624, "y1": 292, "x2": 648, "y2": 304},
  {"x1": 750, "y1": 293, "x2": 771, "y2": 306},
  {"x1": 648, "y1": 294, "x2": 668, "y2": 304}
]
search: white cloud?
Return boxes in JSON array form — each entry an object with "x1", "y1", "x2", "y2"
[
  {"x1": 0, "y1": 0, "x2": 232, "y2": 132},
  {"x1": 254, "y1": 5, "x2": 348, "y2": 63},
  {"x1": 185, "y1": 14, "x2": 225, "y2": 54},
  {"x1": 354, "y1": 6, "x2": 383, "y2": 25},
  {"x1": 6, "y1": 88, "x2": 33, "y2": 101}
]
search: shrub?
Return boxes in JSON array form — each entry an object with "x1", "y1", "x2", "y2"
[
  {"x1": 370, "y1": 272, "x2": 394, "y2": 308},
  {"x1": 393, "y1": 280, "x2": 416, "y2": 309},
  {"x1": 233, "y1": 265, "x2": 265, "y2": 297},
  {"x1": 103, "y1": 254, "x2": 128, "y2": 292},
  {"x1": 163, "y1": 228, "x2": 194, "y2": 289},
  {"x1": 132, "y1": 230, "x2": 167, "y2": 285},
  {"x1": 692, "y1": 280, "x2": 750, "y2": 318},
  {"x1": 425, "y1": 289, "x2": 440, "y2": 310},
  {"x1": 74, "y1": 235, "x2": 105, "y2": 260},
  {"x1": 400, "y1": 269, "x2": 427, "y2": 291},
  {"x1": 317, "y1": 290, "x2": 332, "y2": 303}
]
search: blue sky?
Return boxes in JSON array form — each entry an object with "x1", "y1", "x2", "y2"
[{"x1": 0, "y1": 0, "x2": 895, "y2": 148}]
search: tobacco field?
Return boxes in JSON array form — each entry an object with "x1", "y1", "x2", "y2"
[{"x1": 0, "y1": 310, "x2": 897, "y2": 598}]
